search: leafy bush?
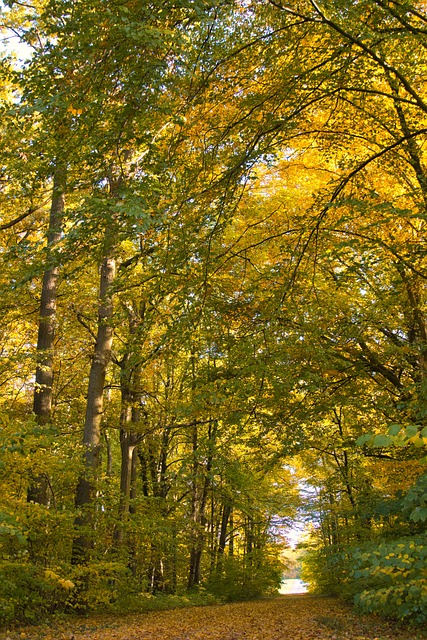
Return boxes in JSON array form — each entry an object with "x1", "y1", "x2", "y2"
[
  {"x1": 352, "y1": 537, "x2": 427, "y2": 623},
  {"x1": 0, "y1": 562, "x2": 74, "y2": 625},
  {"x1": 300, "y1": 546, "x2": 357, "y2": 599},
  {"x1": 112, "y1": 589, "x2": 221, "y2": 614},
  {"x1": 401, "y1": 473, "x2": 427, "y2": 525},
  {"x1": 206, "y1": 554, "x2": 283, "y2": 601},
  {"x1": 302, "y1": 536, "x2": 427, "y2": 624},
  {"x1": 0, "y1": 558, "x2": 225, "y2": 626},
  {"x1": 68, "y1": 561, "x2": 134, "y2": 612}
]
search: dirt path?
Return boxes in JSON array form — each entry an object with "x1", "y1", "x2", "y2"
[{"x1": 2, "y1": 595, "x2": 426, "y2": 640}]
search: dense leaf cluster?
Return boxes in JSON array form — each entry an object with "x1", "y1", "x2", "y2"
[{"x1": 1, "y1": 0, "x2": 427, "y2": 627}]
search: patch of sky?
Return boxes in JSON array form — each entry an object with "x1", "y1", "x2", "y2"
[{"x1": 0, "y1": 4, "x2": 33, "y2": 66}]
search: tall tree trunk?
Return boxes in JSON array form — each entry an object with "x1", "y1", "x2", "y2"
[
  {"x1": 72, "y1": 246, "x2": 116, "y2": 564},
  {"x1": 228, "y1": 509, "x2": 234, "y2": 556},
  {"x1": 28, "y1": 164, "x2": 65, "y2": 505},
  {"x1": 217, "y1": 502, "x2": 231, "y2": 566},
  {"x1": 128, "y1": 444, "x2": 139, "y2": 578},
  {"x1": 188, "y1": 421, "x2": 200, "y2": 589},
  {"x1": 188, "y1": 420, "x2": 216, "y2": 589},
  {"x1": 113, "y1": 371, "x2": 140, "y2": 547},
  {"x1": 104, "y1": 430, "x2": 113, "y2": 478},
  {"x1": 139, "y1": 449, "x2": 150, "y2": 498},
  {"x1": 113, "y1": 302, "x2": 144, "y2": 563},
  {"x1": 149, "y1": 427, "x2": 170, "y2": 593},
  {"x1": 245, "y1": 516, "x2": 254, "y2": 565}
]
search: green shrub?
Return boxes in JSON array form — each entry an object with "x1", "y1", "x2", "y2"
[
  {"x1": 302, "y1": 536, "x2": 427, "y2": 624},
  {"x1": 0, "y1": 562, "x2": 74, "y2": 625},
  {"x1": 352, "y1": 537, "x2": 427, "y2": 623},
  {"x1": 206, "y1": 554, "x2": 283, "y2": 601},
  {"x1": 68, "y1": 561, "x2": 134, "y2": 612},
  {"x1": 112, "y1": 589, "x2": 221, "y2": 614},
  {"x1": 301, "y1": 546, "x2": 357, "y2": 599}
]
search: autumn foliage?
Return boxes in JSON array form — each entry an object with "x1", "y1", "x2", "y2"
[
  {"x1": 2, "y1": 596, "x2": 427, "y2": 640},
  {"x1": 1, "y1": 0, "x2": 427, "y2": 629}
]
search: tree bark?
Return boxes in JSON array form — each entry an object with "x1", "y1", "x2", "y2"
[
  {"x1": 113, "y1": 377, "x2": 140, "y2": 547},
  {"x1": 113, "y1": 304, "x2": 144, "y2": 554},
  {"x1": 217, "y1": 502, "x2": 232, "y2": 560},
  {"x1": 72, "y1": 247, "x2": 116, "y2": 564},
  {"x1": 188, "y1": 420, "x2": 216, "y2": 589},
  {"x1": 28, "y1": 164, "x2": 65, "y2": 505}
]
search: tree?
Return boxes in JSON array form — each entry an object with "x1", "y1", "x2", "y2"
[{"x1": 3, "y1": 0, "x2": 427, "y2": 624}]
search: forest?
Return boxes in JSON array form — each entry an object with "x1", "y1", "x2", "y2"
[{"x1": 1, "y1": 0, "x2": 427, "y2": 628}]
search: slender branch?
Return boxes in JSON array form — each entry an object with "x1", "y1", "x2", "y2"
[
  {"x1": 307, "y1": 0, "x2": 427, "y2": 114},
  {"x1": 326, "y1": 229, "x2": 427, "y2": 280},
  {"x1": 283, "y1": 127, "x2": 427, "y2": 296},
  {"x1": 374, "y1": 0, "x2": 427, "y2": 43},
  {"x1": 76, "y1": 312, "x2": 97, "y2": 342},
  {"x1": 0, "y1": 207, "x2": 37, "y2": 230}
]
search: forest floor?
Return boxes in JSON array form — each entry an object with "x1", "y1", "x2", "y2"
[{"x1": 2, "y1": 594, "x2": 427, "y2": 640}]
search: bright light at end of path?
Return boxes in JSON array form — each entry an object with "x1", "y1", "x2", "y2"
[
  {"x1": 280, "y1": 579, "x2": 308, "y2": 594},
  {"x1": 286, "y1": 522, "x2": 307, "y2": 549}
]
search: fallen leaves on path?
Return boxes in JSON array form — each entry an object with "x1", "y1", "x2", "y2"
[{"x1": 2, "y1": 595, "x2": 426, "y2": 640}]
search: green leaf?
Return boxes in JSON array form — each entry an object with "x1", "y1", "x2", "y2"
[
  {"x1": 388, "y1": 424, "x2": 402, "y2": 436},
  {"x1": 356, "y1": 433, "x2": 373, "y2": 446},
  {"x1": 373, "y1": 434, "x2": 393, "y2": 448},
  {"x1": 405, "y1": 425, "x2": 419, "y2": 438},
  {"x1": 410, "y1": 507, "x2": 427, "y2": 523}
]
